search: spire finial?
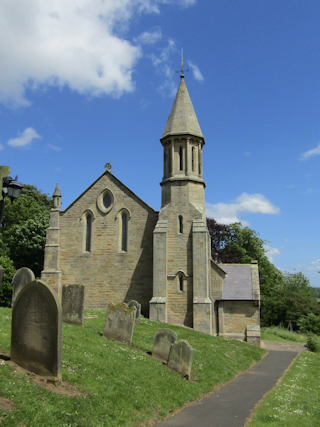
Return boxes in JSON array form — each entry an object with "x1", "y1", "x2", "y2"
[{"x1": 180, "y1": 48, "x2": 184, "y2": 79}]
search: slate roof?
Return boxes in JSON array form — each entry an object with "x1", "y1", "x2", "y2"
[
  {"x1": 220, "y1": 264, "x2": 254, "y2": 300},
  {"x1": 162, "y1": 76, "x2": 203, "y2": 139}
]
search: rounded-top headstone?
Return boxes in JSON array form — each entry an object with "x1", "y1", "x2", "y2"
[
  {"x1": 11, "y1": 280, "x2": 62, "y2": 379},
  {"x1": 168, "y1": 340, "x2": 193, "y2": 379},
  {"x1": 127, "y1": 300, "x2": 141, "y2": 322},
  {"x1": 11, "y1": 267, "x2": 35, "y2": 305},
  {"x1": 152, "y1": 329, "x2": 177, "y2": 362}
]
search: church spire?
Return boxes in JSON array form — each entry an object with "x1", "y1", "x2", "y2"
[{"x1": 162, "y1": 64, "x2": 203, "y2": 140}]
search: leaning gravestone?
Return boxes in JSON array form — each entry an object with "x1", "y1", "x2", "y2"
[
  {"x1": 104, "y1": 303, "x2": 136, "y2": 345},
  {"x1": 11, "y1": 280, "x2": 62, "y2": 379},
  {"x1": 11, "y1": 267, "x2": 35, "y2": 305},
  {"x1": 152, "y1": 329, "x2": 177, "y2": 362},
  {"x1": 0, "y1": 266, "x2": 3, "y2": 289},
  {"x1": 127, "y1": 300, "x2": 141, "y2": 322},
  {"x1": 168, "y1": 340, "x2": 193, "y2": 379},
  {"x1": 62, "y1": 284, "x2": 84, "y2": 325}
]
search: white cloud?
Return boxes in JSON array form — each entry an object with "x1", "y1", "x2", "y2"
[
  {"x1": 48, "y1": 143, "x2": 62, "y2": 152},
  {"x1": 265, "y1": 245, "x2": 280, "y2": 262},
  {"x1": 134, "y1": 28, "x2": 162, "y2": 45},
  {"x1": 7, "y1": 127, "x2": 40, "y2": 148},
  {"x1": 306, "y1": 258, "x2": 320, "y2": 273},
  {"x1": 150, "y1": 39, "x2": 177, "y2": 96},
  {"x1": 206, "y1": 193, "x2": 280, "y2": 225},
  {"x1": 187, "y1": 60, "x2": 203, "y2": 81},
  {"x1": 0, "y1": 1, "x2": 195, "y2": 107},
  {"x1": 301, "y1": 143, "x2": 320, "y2": 160}
]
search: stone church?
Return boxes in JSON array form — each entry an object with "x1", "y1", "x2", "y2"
[{"x1": 42, "y1": 72, "x2": 260, "y2": 341}]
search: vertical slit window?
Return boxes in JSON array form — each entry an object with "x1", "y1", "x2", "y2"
[
  {"x1": 121, "y1": 212, "x2": 128, "y2": 252},
  {"x1": 192, "y1": 147, "x2": 195, "y2": 171},
  {"x1": 198, "y1": 149, "x2": 201, "y2": 175},
  {"x1": 179, "y1": 146, "x2": 183, "y2": 171},
  {"x1": 179, "y1": 275, "x2": 184, "y2": 291},
  {"x1": 169, "y1": 147, "x2": 172, "y2": 174},
  {"x1": 179, "y1": 215, "x2": 183, "y2": 234},
  {"x1": 85, "y1": 214, "x2": 92, "y2": 252},
  {"x1": 164, "y1": 149, "x2": 168, "y2": 177}
]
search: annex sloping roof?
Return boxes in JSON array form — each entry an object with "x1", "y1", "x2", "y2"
[
  {"x1": 162, "y1": 77, "x2": 203, "y2": 139},
  {"x1": 220, "y1": 264, "x2": 256, "y2": 300}
]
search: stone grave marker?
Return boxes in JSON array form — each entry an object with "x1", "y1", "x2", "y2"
[
  {"x1": 168, "y1": 340, "x2": 193, "y2": 379},
  {"x1": 62, "y1": 284, "x2": 84, "y2": 325},
  {"x1": 152, "y1": 329, "x2": 177, "y2": 362},
  {"x1": 127, "y1": 300, "x2": 141, "y2": 322},
  {"x1": 11, "y1": 267, "x2": 35, "y2": 305},
  {"x1": 246, "y1": 325, "x2": 260, "y2": 345},
  {"x1": 103, "y1": 303, "x2": 136, "y2": 345},
  {"x1": 11, "y1": 280, "x2": 62, "y2": 379}
]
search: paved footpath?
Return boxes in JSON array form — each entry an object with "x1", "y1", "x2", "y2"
[{"x1": 156, "y1": 349, "x2": 300, "y2": 427}]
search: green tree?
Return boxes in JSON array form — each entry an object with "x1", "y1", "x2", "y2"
[
  {"x1": 0, "y1": 253, "x2": 16, "y2": 307},
  {"x1": 1, "y1": 184, "x2": 51, "y2": 277}
]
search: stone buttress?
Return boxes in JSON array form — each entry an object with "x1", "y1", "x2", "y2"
[
  {"x1": 150, "y1": 71, "x2": 212, "y2": 334},
  {"x1": 41, "y1": 184, "x2": 62, "y2": 300}
]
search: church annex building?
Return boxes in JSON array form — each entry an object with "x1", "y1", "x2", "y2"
[{"x1": 42, "y1": 72, "x2": 261, "y2": 342}]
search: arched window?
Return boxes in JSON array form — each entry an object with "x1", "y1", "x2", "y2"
[
  {"x1": 85, "y1": 213, "x2": 92, "y2": 252},
  {"x1": 179, "y1": 274, "x2": 184, "y2": 292},
  {"x1": 178, "y1": 215, "x2": 183, "y2": 234},
  {"x1": 179, "y1": 146, "x2": 183, "y2": 171},
  {"x1": 191, "y1": 146, "x2": 195, "y2": 171},
  {"x1": 121, "y1": 211, "x2": 128, "y2": 252}
]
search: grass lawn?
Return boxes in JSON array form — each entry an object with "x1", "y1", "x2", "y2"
[
  {"x1": 248, "y1": 352, "x2": 320, "y2": 426},
  {"x1": 261, "y1": 327, "x2": 306, "y2": 343},
  {"x1": 0, "y1": 308, "x2": 264, "y2": 426}
]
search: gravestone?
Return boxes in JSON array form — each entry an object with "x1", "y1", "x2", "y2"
[
  {"x1": 11, "y1": 280, "x2": 62, "y2": 379},
  {"x1": 246, "y1": 325, "x2": 260, "y2": 345},
  {"x1": 152, "y1": 329, "x2": 177, "y2": 362},
  {"x1": 0, "y1": 266, "x2": 3, "y2": 289},
  {"x1": 127, "y1": 300, "x2": 141, "y2": 322},
  {"x1": 168, "y1": 340, "x2": 193, "y2": 379},
  {"x1": 104, "y1": 303, "x2": 136, "y2": 345},
  {"x1": 62, "y1": 284, "x2": 84, "y2": 325},
  {"x1": 11, "y1": 267, "x2": 35, "y2": 305}
]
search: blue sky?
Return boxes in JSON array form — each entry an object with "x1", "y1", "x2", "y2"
[{"x1": 1, "y1": 0, "x2": 319, "y2": 286}]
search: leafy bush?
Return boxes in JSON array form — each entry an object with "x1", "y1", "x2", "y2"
[
  {"x1": 0, "y1": 254, "x2": 16, "y2": 306},
  {"x1": 306, "y1": 335, "x2": 320, "y2": 353},
  {"x1": 297, "y1": 313, "x2": 320, "y2": 335}
]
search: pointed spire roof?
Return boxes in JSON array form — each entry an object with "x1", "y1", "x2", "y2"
[
  {"x1": 162, "y1": 76, "x2": 203, "y2": 139},
  {"x1": 53, "y1": 183, "x2": 61, "y2": 197}
]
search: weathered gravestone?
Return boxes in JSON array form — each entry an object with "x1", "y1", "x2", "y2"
[
  {"x1": 104, "y1": 303, "x2": 136, "y2": 345},
  {"x1": 0, "y1": 266, "x2": 3, "y2": 289},
  {"x1": 62, "y1": 284, "x2": 84, "y2": 325},
  {"x1": 11, "y1": 280, "x2": 62, "y2": 379},
  {"x1": 152, "y1": 329, "x2": 177, "y2": 362},
  {"x1": 11, "y1": 267, "x2": 35, "y2": 305},
  {"x1": 127, "y1": 300, "x2": 141, "y2": 322},
  {"x1": 246, "y1": 325, "x2": 261, "y2": 345},
  {"x1": 168, "y1": 340, "x2": 193, "y2": 379}
]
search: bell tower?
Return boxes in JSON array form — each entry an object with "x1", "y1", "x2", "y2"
[{"x1": 150, "y1": 62, "x2": 213, "y2": 334}]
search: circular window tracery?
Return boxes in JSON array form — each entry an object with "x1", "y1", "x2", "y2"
[{"x1": 97, "y1": 189, "x2": 114, "y2": 214}]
